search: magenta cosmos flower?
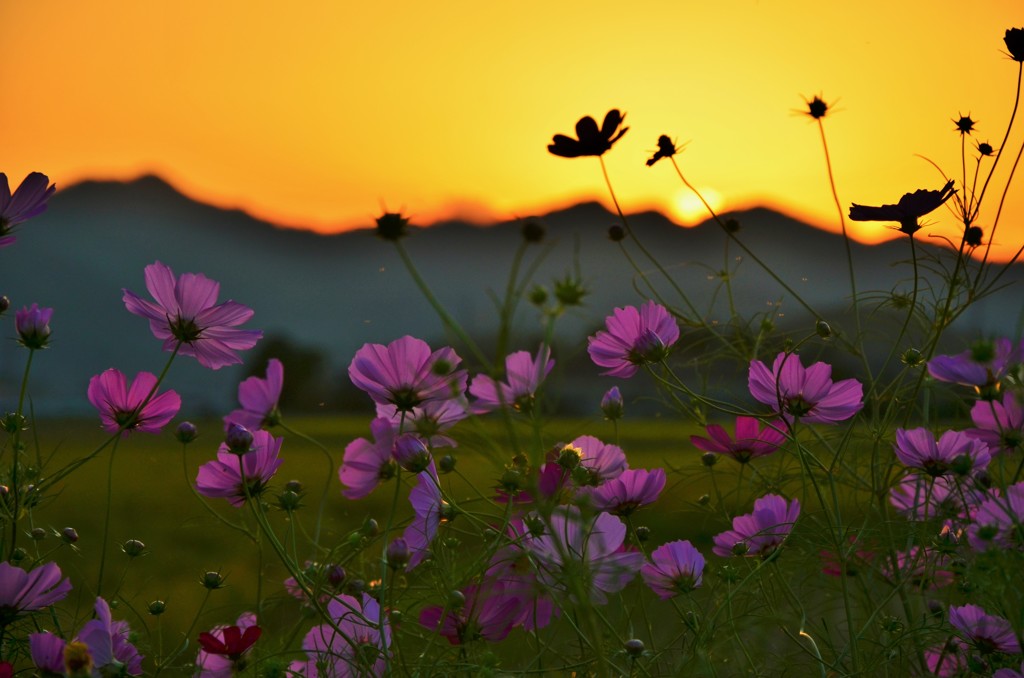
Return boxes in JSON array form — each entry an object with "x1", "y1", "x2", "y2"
[
  {"x1": 195, "y1": 429, "x2": 284, "y2": 507},
  {"x1": 123, "y1": 261, "x2": 262, "y2": 370},
  {"x1": 968, "y1": 482, "x2": 1024, "y2": 552},
  {"x1": 586, "y1": 468, "x2": 666, "y2": 515},
  {"x1": 196, "y1": 612, "x2": 261, "y2": 678},
  {"x1": 948, "y1": 604, "x2": 1021, "y2": 655},
  {"x1": 224, "y1": 358, "x2": 283, "y2": 430},
  {"x1": 641, "y1": 540, "x2": 706, "y2": 599},
  {"x1": 588, "y1": 301, "x2": 680, "y2": 378},
  {"x1": 376, "y1": 398, "x2": 468, "y2": 449},
  {"x1": 889, "y1": 474, "x2": 985, "y2": 522},
  {"x1": 339, "y1": 417, "x2": 397, "y2": 500},
  {"x1": 289, "y1": 594, "x2": 390, "y2": 677},
  {"x1": 928, "y1": 338, "x2": 1018, "y2": 395},
  {"x1": 0, "y1": 561, "x2": 71, "y2": 625},
  {"x1": 469, "y1": 345, "x2": 554, "y2": 413},
  {"x1": 404, "y1": 463, "x2": 446, "y2": 569},
  {"x1": 87, "y1": 368, "x2": 181, "y2": 436},
  {"x1": 968, "y1": 392, "x2": 1024, "y2": 454},
  {"x1": 893, "y1": 428, "x2": 991, "y2": 477},
  {"x1": 748, "y1": 352, "x2": 863, "y2": 424},
  {"x1": 0, "y1": 172, "x2": 55, "y2": 248},
  {"x1": 419, "y1": 582, "x2": 524, "y2": 645},
  {"x1": 525, "y1": 507, "x2": 644, "y2": 604},
  {"x1": 30, "y1": 597, "x2": 143, "y2": 676},
  {"x1": 690, "y1": 416, "x2": 785, "y2": 463},
  {"x1": 349, "y1": 335, "x2": 467, "y2": 412},
  {"x1": 485, "y1": 522, "x2": 559, "y2": 631},
  {"x1": 562, "y1": 435, "x2": 627, "y2": 487},
  {"x1": 713, "y1": 494, "x2": 800, "y2": 558},
  {"x1": 15, "y1": 303, "x2": 53, "y2": 349}
]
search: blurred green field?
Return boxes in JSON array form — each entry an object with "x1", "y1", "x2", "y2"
[{"x1": 23, "y1": 414, "x2": 733, "y2": 663}]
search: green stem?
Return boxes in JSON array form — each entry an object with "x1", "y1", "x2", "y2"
[{"x1": 96, "y1": 439, "x2": 121, "y2": 596}]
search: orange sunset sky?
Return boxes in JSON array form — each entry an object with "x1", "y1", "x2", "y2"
[{"x1": 3, "y1": 1, "x2": 1023, "y2": 259}]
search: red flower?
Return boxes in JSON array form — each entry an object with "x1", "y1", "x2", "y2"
[{"x1": 197, "y1": 624, "x2": 261, "y2": 660}]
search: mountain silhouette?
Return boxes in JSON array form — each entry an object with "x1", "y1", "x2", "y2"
[{"x1": 1, "y1": 175, "x2": 1018, "y2": 415}]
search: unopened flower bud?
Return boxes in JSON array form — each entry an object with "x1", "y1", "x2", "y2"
[
  {"x1": 15, "y1": 304, "x2": 53, "y2": 349},
  {"x1": 608, "y1": 224, "x2": 626, "y2": 241},
  {"x1": 815, "y1": 320, "x2": 832, "y2": 339},
  {"x1": 1, "y1": 413, "x2": 25, "y2": 434},
  {"x1": 30, "y1": 527, "x2": 46, "y2": 541},
  {"x1": 697, "y1": 494, "x2": 711, "y2": 506},
  {"x1": 553, "y1": 275, "x2": 587, "y2": 306},
  {"x1": 964, "y1": 226, "x2": 983, "y2": 248},
  {"x1": 225, "y1": 423, "x2": 253, "y2": 454},
  {"x1": 393, "y1": 434, "x2": 432, "y2": 473},
  {"x1": 724, "y1": 218, "x2": 740, "y2": 233},
  {"x1": 389, "y1": 609, "x2": 403, "y2": 625},
  {"x1": 148, "y1": 600, "x2": 167, "y2": 615},
  {"x1": 601, "y1": 387, "x2": 624, "y2": 420},
  {"x1": 326, "y1": 565, "x2": 346, "y2": 588},
  {"x1": 731, "y1": 541, "x2": 749, "y2": 556},
  {"x1": 439, "y1": 454, "x2": 456, "y2": 473},
  {"x1": 122, "y1": 539, "x2": 146, "y2": 557},
  {"x1": 499, "y1": 468, "x2": 523, "y2": 493},
  {"x1": 387, "y1": 538, "x2": 410, "y2": 570},
  {"x1": 0, "y1": 296, "x2": 9, "y2": 314},
  {"x1": 277, "y1": 489, "x2": 303, "y2": 511},
  {"x1": 447, "y1": 590, "x2": 466, "y2": 609},
  {"x1": 175, "y1": 421, "x2": 198, "y2": 444},
  {"x1": 901, "y1": 348, "x2": 924, "y2": 367},
  {"x1": 61, "y1": 527, "x2": 79, "y2": 544},
  {"x1": 284, "y1": 479, "x2": 303, "y2": 493},
  {"x1": 557, "y1": 444, "x2": 582, "y2": 470},
  {"x1": 624, "y1": 639, "x2": 645, "y2": 657},
  {"x1": 528, "y1": 285, "x2": 548, "y2": 306},
  {"x1": 375, "y1": 211, "x2": 409, "y2": 241},
  {"x1": 10, "y1": 547, "x2": 26, "y2": 562},
  {"x1": 201, "y1": 571, "x2": 226, "y2": 589},
  {"x1": 525, "y1": 515, "x2": 545, "y2": 537},
  {"x1": 635, "y1": 526, "x2": 650, "y2": 542},
  {"x1": 362, "y1": 518, "x2": 380, "y2": 537},
  {"x1": 701, "y1": 452, "x2": 718, "y2": 467}
]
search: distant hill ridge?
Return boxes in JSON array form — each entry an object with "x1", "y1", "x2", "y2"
[{"x1": 1, "y1": 175, "x2": 1018, "y2": 415}]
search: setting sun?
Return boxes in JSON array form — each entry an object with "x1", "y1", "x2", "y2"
[{"x1": 672, "y1": 187, "x2": 724, "y2": 226}]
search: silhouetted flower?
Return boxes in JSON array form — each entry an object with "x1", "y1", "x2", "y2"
[
  {"x1": 0, "y1": 172, "x2": 55, "y2": 249},
  {"x1": 1004, "y1": 27, "x2": 1024, "y2": 62},
  {"x1": 748, "y1": 353, "x2": 863, "y2": 424},
  {"x1": 965, "y1": 226, "x2": 984, "y2": 247},
  {"x1": 977, "y1": 141, "x2": 995, "y2": 157},
  {"x1": 87, "y1": 368, "x2": 181, "y2": 435},
  {"x1": 376, "y1": 211, "x2": 409, "y2": 241},
  {"x1": 848, "y1": 180, "x2": 956, "y2": 235},
  {"x1": 588, "y1": 301, "x2": 680, "y2": 378},
  {"x1": 641, "y1": 540, "x2": 705, "y2": 598},
  {"x1": 646, "y1": 135, "x2": 680, "y2": 166},
  {"x1": 953, "y1": 114, "x2": 976, "y2": 135},
  {"x1": 224, "y1": 359, "x2": 283, "y2": 430},
  {"x1": 803, "y1": 95, "x2": 830, "y2": 120},
  {"x1": 548, "y1": 110, "x2": 628, "y2": 158},
  {"x1": 123, "y1": 261, "x2": 262, "y2": 370}
]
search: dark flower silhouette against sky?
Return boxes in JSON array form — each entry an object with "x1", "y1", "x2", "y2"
[
  {"x1": 646, "y1": 135, "x2": 681, "y2": 167},
  {"x1": 1005, "y1": 27, "x2": 1024, "y2": 62},
  {"x1": 848, "y1": 179, "x2": 956, "y2": 235},
  {"x1": 976, "y1": 141, "x2": 995, "y2": 157},
  {"x1": 953, "y1": 114, "x2": 976, "y2": 135},
  {"x1": 803, "y1": 95, "x2": 831, "y2": 120},
  {"x1": 548, "y1": 110, "x2": 628, "y2": 158}
]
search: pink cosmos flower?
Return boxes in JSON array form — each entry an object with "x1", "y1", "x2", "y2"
[
  {"x1": 87, "y1": 368, "x2": 181, "y2": 436},
  {"x1": 893, "y1": 428, "x2": 991, "y2": 477},
  {"x1": 690, "y1": 416, "x2": 786, "y2": 463},
  {"x1": 889, "y1": 474, "x2": 986, "y2": 522},
  {"x1": 641, "y1": 540, "x2": 706, "y2": 599},
  {"x1": 195, "y1": 430, "x2": 284, "y2": 507},
  {"x1": 948, "y1": 604, "x2": 1021, "y2": 654},
  {"x1": 967, "y1": 482, "x2": 1024, "y2": 551},
  {"x1": 0, "y1": 561, "x2": 71, "y2": 623},
  {"x1": 224, "y1": 358, "x2": 283, "y2": 430},
  {"x1": 486, "y1": 522, "x2": 559, "y2": 631},
  {"x1": 923, "y1": 644, "x2": 967, "y2": 677},
  {"x1": 30, "y1": 597, "x2": 143, "y2": 676},
  {"x1": 469, "y1": 345, "x2": 554, "y2": 413},
  {"x1": 15, "y1": 303, "x2": 53, "y2": 349},
  {"x1": 712, "y1": 494, "x2": 800, "y2": 558},
  {"x1": 994, "y1": 663, "x2": 1024, "y2": 678},
  {"x1": 0, "y1": 172, "x2": 55, "y2": 248},
  {"x1": 748, "y1": 352, "x2": 863, "y2": 424},
  {"x1": 928, "y1": 338, "x2": 1019, "y2": 391},
  {"x1": 525, "y1": 507, "x2": 644, "y2": 604},
  {"x1": 419, "y1": 582, "x2": 524, "y2": 644},
  {"x1": 586, "y1": 468, "x2": 665, "y2": 515},
  {"x1": 77, "y1": 597, "x2": 144, "y2": 675},
  {"x1": 881, "y1": 547, "x2": 954, "y2": 590},
  {"x1": 195, "y1": 612, "x2": 260, "y2": 678},
  {"x1": 564, "y1": 435, "x2": 628, "y2": 487},
  {"x1": 339, "y1": 417, "x2": 397, "y2": 500},
  {"x1": 289, "y1": 594, "x2": 390, "y2": 677},
  {"x1": 123, "y1": 261, "x2": 262, "y2": 370},
  {"x1": 968, "y1": 392, "x2": 1024, "y2": 454},
  {"x1": 587, "y1": 301, "x2": 680, "y2": 378},
  {"x1": 404, "y1": 463, "x2": 445, "y2": 569},
  {"x1": 349, "y1": 335, "x2": 467, "y2": 412},
  {"x1": 376, "y1": 398, "x2": 468, "y2": 448}
]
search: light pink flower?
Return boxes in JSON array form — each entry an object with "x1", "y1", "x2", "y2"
[
  {"x1": 588, "y1": 301, "x2": 680, "y2": 378},
  {"x1": 748, "y1": 352, "x2": 863, "y2": 424},
  {"x1": 195, "y1": 430, "x2": 284, "y2": 507},
  {"x1": 339, "y1": 417, "x2": 397, "y2": 500},
  {"x1": 349, "y1": 336, "x2": 467, "y2": 412},
  {"x1": 87, "y1": 368, "x2": 181, "y2": 436},
  {"x1": 712, "y1": 494, "x2": 800, "y2": 558},
  {"x1": 224, "y1": 358, "x2": 283, "y2": 430},
  {"x1": 469, "y1": 345, "x2": 554, "y2": 413}
]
